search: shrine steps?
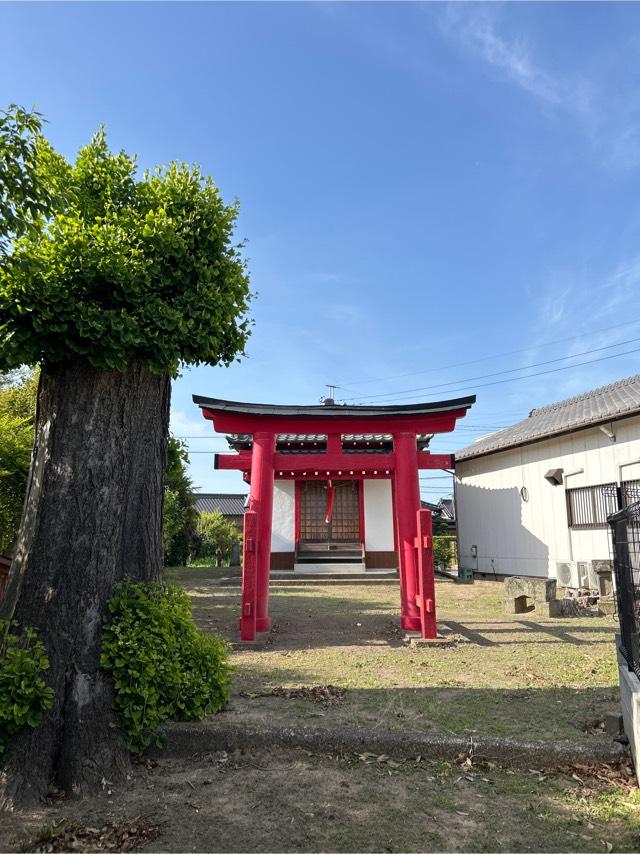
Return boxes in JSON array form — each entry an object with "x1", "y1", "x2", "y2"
[
  {"x1": 295, "y1": 543, "x2": 363, "y2": 565},
  {"x1": 215, "y1": 570, "x2": 397, "y2": 585},
  {"x1": 272, "y1": 568, "x2": 397, "y2": 583}
]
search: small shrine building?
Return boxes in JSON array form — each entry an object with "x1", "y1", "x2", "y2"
[{"x1": 194, "y1": 394, "x2": 475, "y2": 640}]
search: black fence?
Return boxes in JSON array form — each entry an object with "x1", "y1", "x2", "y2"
[{"x1": 609, "y1": 500, "x2": 640, "y2": 677}]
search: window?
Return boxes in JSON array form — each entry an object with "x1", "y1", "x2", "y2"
[{"x1": 566, "y1": 483, "x2": 618, "y2": 529}]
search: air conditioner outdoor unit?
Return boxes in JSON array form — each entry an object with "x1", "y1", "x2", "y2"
[
  {"x1": 556, "y1": 561, "x2": 578, "y2": 588},
  {"x1": 577, "y1": 560, "x2": 600, "y2": 591},
  {"x1": 557, "y1": 560, "x2": 599, "y2": 590}
]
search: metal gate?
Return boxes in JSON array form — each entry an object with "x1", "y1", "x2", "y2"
[{"x1": 609, "y1": 500, "x2": 640, "y2": 677}]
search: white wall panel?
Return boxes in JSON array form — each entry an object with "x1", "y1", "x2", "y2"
[
  {"x1": 271, "y1": 480, "x2": 295, "y2": 552},
  {"x1": 363, "y1": 479, "x2": 395, "y2": 551}
]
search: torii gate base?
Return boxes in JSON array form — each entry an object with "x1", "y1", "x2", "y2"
[{"x1": 240, "y1": 506, "x2": 437, "y2": 642}]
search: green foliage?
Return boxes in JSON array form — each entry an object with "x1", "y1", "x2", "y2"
[
  {"x1": 0, "y1": 105, "x2": 66, "y2": 253},
  {"x1": 192, "y1": 510, "x2": 241, "y2": 565},
  {"x1": 433, "y1": 535, "x2": 457, "y2": 569},
  {"x1": 0, "y1": 621, "x2": 54, "y2": 755},
  {"x1": 0, "y1": 121, "x2": 252, "y2": 375},
  {"x1": 0, "y1": 368, "x2": 38, "y2": 553},
  {"x1": 163, "y1": 436, "x2": 197, "y2": 566},
  {"x1": 100, "y1": 581, "x2": 233, "y2": 752}
]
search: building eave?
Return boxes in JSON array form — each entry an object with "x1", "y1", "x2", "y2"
[{"x1": 456, "y1": 408, "x2": 640, "y2": 465}]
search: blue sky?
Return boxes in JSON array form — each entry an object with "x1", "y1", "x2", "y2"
[{"x1": 3, "y1": 1, "x2": 640, "y2": 500}]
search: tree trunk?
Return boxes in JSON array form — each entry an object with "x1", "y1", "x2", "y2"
[{"x1": 0, "y1": 360, "x2": 171, "y2": 809}]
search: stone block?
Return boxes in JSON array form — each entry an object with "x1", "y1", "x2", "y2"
[
  {"x1": 604, "y1": 712, "x2": 623, "y2": 736},
  {"x1": 538, "y1": 600, "x2": 563, "y2": 618},
  {"x1": 598, "y1": 598, "x2": 616, "y2": 616},
  {"x1": 504, "y1": 576, "x2": 557, "y2": 603}
]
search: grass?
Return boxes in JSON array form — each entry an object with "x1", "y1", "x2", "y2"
[
  {"x1": 168, "y1": 570, "x2": 621, "y2": 744},
  {"x1": 1, "y1": 575, "x2": 632, "y2": 853}
]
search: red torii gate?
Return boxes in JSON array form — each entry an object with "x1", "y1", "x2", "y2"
[{"x1": 193, "y1": 395, "x2": 475, "y2": 641}]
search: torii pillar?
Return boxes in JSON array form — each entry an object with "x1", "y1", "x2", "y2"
[
  {"x1": 249, "y1": 431, "x2": 276, "y2": 633},
  {"x1": 394, "y1": 431, "x2": 423, "y2": 632}
]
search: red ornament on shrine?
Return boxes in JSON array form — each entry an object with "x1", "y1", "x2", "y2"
[{"x1": 194, "y1": 394, "x2": 475, "y2": 641}]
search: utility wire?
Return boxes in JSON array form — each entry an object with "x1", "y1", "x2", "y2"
[
  {"x1": 344, "y1": 345, "x2": 640, "y2": 404},
  {"x1": 338, "y1": 315, "x2": 640, "y2": 388},
  {"x1": 342, "y1": 336, "x2": 640, "y2": 402}
]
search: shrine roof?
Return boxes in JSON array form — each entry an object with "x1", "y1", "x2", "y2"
[
  {"x1": 227, "y1": 433, "x2": 432, "y2": 450},
  {"x1": 193, "y1": 395, "x2": 476, "y2": 418}
]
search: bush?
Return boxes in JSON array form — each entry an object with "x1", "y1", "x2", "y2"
[
  {"x1": 0, "y1": 621, "x2": 54, "y2": 755},
  {"x1": 191, "y1": 511, "x2": 241, "y2": 565},
  {"x1": 433, "y1": 535, "x2": 457, "y2": 569},
  {"x1": 100, "y1": 581, "x2": 233, "y2": 752}
]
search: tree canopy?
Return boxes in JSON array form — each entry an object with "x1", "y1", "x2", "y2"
[
  {"x1": 0, "y1": 105, "x2": 65, "y2": 253},
  {"x1": 0, "y1": 117, "x2": 252, "y2": 375},
  {"x1": 163, "y1": 437, "x2": 198, "y2": 566}
]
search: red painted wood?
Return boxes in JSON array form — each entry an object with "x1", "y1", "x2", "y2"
[
  {"x1": 202, "y1": 409, "x2": 466, "y2": 435},
  {"x1": 294, "y1": 480, "x2": 301, "y2": 551},
  {"x1": 216, "y1": 452, "x2": 252, "y2": 471},
  {"x1": 394, "y1": 432, "x2": 422, "y2": 632},
  {"x1": 327, "y1": 433, "x2": 341, "y2": 454},
  {"x1": 390, "y1": 477, "x2": 399, "y2": 555},
  {"x1": 217, "y1": 450, "x2": 452, "y2": 475},
  {"x1": 418, "y1": 453, "x2": 454, "y2": 470},
  {"x1": 240, "y1": 510, "x2": 258, "y2": 641},
  {"x1": 358, "y1": 481, "x2": 366, "y2": 552},
  {"x1": 415, "y1": 509, "x2": 437, "y2": 639},
  {"x1": 249, "y1": 431, "x2": 276, "y2": 633},
  {"x1": 274, "y1": 451, "x2": 394, "y2": 472}
]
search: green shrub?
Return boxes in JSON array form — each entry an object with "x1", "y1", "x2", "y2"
[
  {"x1": 433, "y1": 535, "x2": 457, "y2": 569},
  {"x1": 100, "y1": 581, "x2": 233, "y2": 752},
  {"x1": 191, "y1": 511, "x2": 241, "y2": 565},
  {"x1": 0, "y1": 621, "x2": 54, "y2": 755}
]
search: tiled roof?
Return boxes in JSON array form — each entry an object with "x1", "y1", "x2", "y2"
[
  {"x1": 194, "y1": 493, "x2": 247, "y2": 515},
  {"x1": 227, "y1": 433, "x2": 432, "y2": 451},
  {"x1": 456, "y1": 374, "x2": 640, "y2": 462}
]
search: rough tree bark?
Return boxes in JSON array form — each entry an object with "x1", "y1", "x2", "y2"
[{"x1": 0, "y1": 359, "x2": 171, "y2": 809}]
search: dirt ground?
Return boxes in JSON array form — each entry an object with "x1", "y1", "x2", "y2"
[{"x1": 2, "y1": 746, "x2": 639, "y2": 853}]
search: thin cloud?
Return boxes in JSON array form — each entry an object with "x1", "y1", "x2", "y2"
[
  {"x1": 169, "y1": 409, "x2": 208, "y2": 437},
  {"x1": 443, "y1": 6, "x2": 560, "y2": 105},
  {"x1": 439, "y1": 4, "x2": 592, "y2": 117}
]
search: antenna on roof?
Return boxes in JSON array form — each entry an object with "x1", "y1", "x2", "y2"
[{"x1": 322, "y1": 384, "x2": 336, "y2": 406}]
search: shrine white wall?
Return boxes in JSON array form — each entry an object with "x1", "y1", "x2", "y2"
[
  {"x1": 363, "y1": 479, "x2": 395, "y2": 552},
  {"x1": 271, "y1": 479, "x2": 295, "y2": 552}
]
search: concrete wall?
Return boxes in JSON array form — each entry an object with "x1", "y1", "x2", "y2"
[
  {"x1": 618, "y1": 644, "x2": 640, "y2": 785},
  {"x1": 271, "y1": 480, "x2": 295, "y2": 552},
  {"x1": 363, "y1": 479, "x2": 394, "y2": 551},
  {"x1": 456, "y1": 415, "x2": 640, "y2": 578}
]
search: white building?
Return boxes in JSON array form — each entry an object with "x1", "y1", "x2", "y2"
[{"x1": 455, "y1": 375, "x2": 640, "y2": 584}]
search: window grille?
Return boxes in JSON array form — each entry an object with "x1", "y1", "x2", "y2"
[{"x1": 566, "y1": 483, "x2": 618, "y2": 529}]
